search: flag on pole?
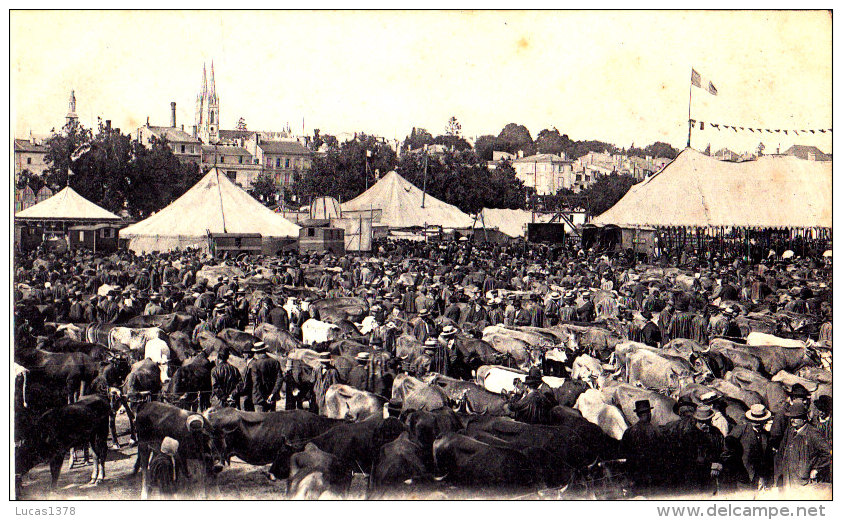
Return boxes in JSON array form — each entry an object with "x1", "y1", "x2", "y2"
[
  {"x1": 691, "y1": 69, "x2": 718, "y2": 95},
  {"x1": 70, "y1": 142, "x2": 91, "y2": 161}
]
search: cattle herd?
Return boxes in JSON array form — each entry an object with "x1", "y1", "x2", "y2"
[{"x1": 13, "y1": 239, "x2": 832, "y2": 500}]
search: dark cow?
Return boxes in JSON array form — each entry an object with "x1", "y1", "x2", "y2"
[
  {"x1": 166, "y1": 353, "x2": 213, "y2": 411},
  {"x1": 132, "y1": 401, "x2": 223, "y2": 499},
  {"x1": 451, "y1": 335, "x2": 510, "y2": 380},
  {"x1": 205, "y1": 408, "x2": 342, "y2": 467},
  {"x1": 462, "y1": 414, "x2": 620, "y2": 477},
  {"x1": 711, "y1": 339, "x2": 819, "y2": 377},
  {"x1": 370, "y1": 431, "x2": 433, "y2": 499},
  {"x1": 550, "y1": 379, "x2": 590, "y2": 407},
  {"x1": 123, "y1": 358, "x2": 164, "y2": 405},
  {"x1": 90, "y1": 356, "x2": 136, "y2": 447},
  {"x1": 432, "y1": 432, "x2": 542, "y2": 493},
  {"x1": 392, "y1": 373, "x2": 451, "y2": 412},
  {"x1": 423, "y1": 374, "x2": 508, "y2": 415},
  {"x1": 15, "y1": 395, "x2": 109, "y2": 494},
  {"x1": 309, "y1": 297, "x2": 369, "y2": 323},
  {"x1": 270, "y1": 415, "x2": 406, "y2": 480},
  {"x1": 217, "y1": 329, "x2": 260, "y2": 356},
  {"x1": 44, "y1": 337, "x2": 112, "y2": 363},
  {"x1": 15, "y1": 348, "x2": 100, "y2": 403},
  {"x1": 197, "y1": 330, "x2": 229, "y2": 357},
  {"x1": 253, "y1": 323, "x2": 302, "y2": 354},
  {"x1": 168, "y1": 331, "x2": 198, "y2": 366},
  {"x1": 725, "y1": 368, "x2": 788, "y2": 414},
  {"x1": 403, "y1": 407, "x2": 464, "y2": 470},
  {"x1": 125, "y1": 313, "x2": 197, "y2": 335}
]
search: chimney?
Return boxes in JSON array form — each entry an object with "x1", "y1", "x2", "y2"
[
  {"x1": 181, "y1": 124, "x2": 184, "y2": 131},
  {"x1": 105, "y1": 119, "x2": 111, "y2": 131},
  {"x1": 171, "y1": 102, "x2": 177, "y2": 128},
  {"x1": 29, "y1": 130, "x2": 35, "y2": 145},
  {"x1": 146, "y1": 116, "x2": 150, "y2": 128}
]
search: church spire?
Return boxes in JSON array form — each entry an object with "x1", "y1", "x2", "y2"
[
  {"x1": 66, "y1": 89, "x2": 78, "y2": 126},
  {"x1": 209, "y1": 60, "x2": 217, "y2": 103}
]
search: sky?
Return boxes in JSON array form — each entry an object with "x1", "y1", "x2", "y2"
[{"x1": 10, "y1": 10, "x2": 832, "y2": 154}]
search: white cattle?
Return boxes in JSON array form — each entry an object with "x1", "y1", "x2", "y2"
[
  {"x1": 746, "y1": 332, "x2": 806, "y2": 350},
  {"x1": 144, "y1": 338, "x2": 171, "y2": 366},
  {"x1": 574, "y1": 388, "x2": 628, "y2": 440},
  {"x1": 571, "y1": 354, "x2": 604, "y2": 383},
  {"x1": 108, "y1": 326, "x2": 167, "y2": 354},
  {"x1": 358, "y1": 316, "x2": 378, "y2": 335},
  {"x1": 301, "y1": 319, "x2": 341, "y2": 346},
  {"x1": 476, "y1": 365, "x2": 526, "y2": 394}
]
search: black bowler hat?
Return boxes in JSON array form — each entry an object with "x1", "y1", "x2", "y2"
[{"x1": 634, "y1": 399, "x2": 653, "y2": 415}]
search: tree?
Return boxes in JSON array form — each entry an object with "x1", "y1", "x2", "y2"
[
  {"x1": 577, "y1": 173, "x2": 638, "y2": 215},
  {"x1": 250, "y1": 171, "x2": 280, "y2": 204},
  {"x1": 15, "y1": 169, "x2": 45, "y2": 192},
  {"x1": 497, "y1": 123, "x2": 535, "y2": 156},
  {"x1": 42, "y1": 120, "x2": 202, "y2": 218},
  {"x1": 402, "y1": 127, "x2": 435, "y2": 153},
  {"x1": 534, "y1": 128, "x2": 571, "y2": 156},
  {"x1": 474, "y1": 135, "x2": 500, "y2": 162},
  {"x1": 396, "y1": 149, "x2": 526, "y2": 214},
  {"x1": 445, "y1": 116, "x2": 462, "y2": 137},
  {"x1": 756, "y1": 142, "x2": 765, "y2": 157},
  {"x1": 432, "y1": 134, "x2": 471, "y2": 152},
  {"x1": 294, "y1": 133, "x2": 397, "y2": 203},
  {"x1": 236, "y1": 117, "x2": 248, "y2": 131}
]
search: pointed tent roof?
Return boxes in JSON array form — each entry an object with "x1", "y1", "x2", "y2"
[
  {"x1": 15, "y1": 186, "x2": 121, "y2": 221},
  {"x1": 592, "y1": 148, "x2": 832, "y2": 229},
  {"x1": 475, "y1": 208, "x2": 552, "y2": 238},
  {"x1": 120, "y1": 168, "x2": 299, "y2": 246},
  {"x1": 341, "y1": 171, "x2": 474, "y2": 229}
]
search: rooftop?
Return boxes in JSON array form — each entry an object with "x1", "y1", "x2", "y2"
[
  {"x1": 142, "y1": 125, "x2": 201, "y2": 144},
  {"x1": 258, "y1": 140, "x2": 311, "y2": 155},
  {"x1": 513, "y1": 153, "x2": 572, "y2": 163},
  {"x1": 201, "y1": 145, "x2": 252, "y2": 156},
  {"x1": 14, "y1": 139, "x2": 48, "y2": 153}
]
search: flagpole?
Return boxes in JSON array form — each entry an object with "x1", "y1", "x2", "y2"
[{"x1": 687, "y1": 70, "x2": 693, "y2": 149}]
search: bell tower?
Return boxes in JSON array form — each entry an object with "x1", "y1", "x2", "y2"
[{"x1": 66, "y1": 89, "x2": 79, "y2": 127}]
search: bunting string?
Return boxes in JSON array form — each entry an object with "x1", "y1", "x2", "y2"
[{"x1": 689, "y1": 119, "x2": 831, "y2": 135}]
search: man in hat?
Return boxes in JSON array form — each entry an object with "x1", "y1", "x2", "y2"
[
  {"x1": 504, "y1": 367, "x2": 553, "y2": 425},
  {"x1": 347, "y1": 351, "x2": 372, "y2": 392},
  {"x1": 211, "y1": 348, "x2": 243, "y2": 408},
  {"x1": 558, "y1": 292, "x2": 578, "y2": 322},
  {"x1": 488, "y1": 298, "x2": 504, "y2": 326},
  {"x1": 770, "y1": 383, "x2": 812, "y2": 451},
  {"x1": 576, "y1": 291, "x2": 595, "y2": 323},
  {"x1": 410, "y1": 339, "x2": 438, "y2": 378},
  {"x1": 313, "y1": 352, "x2": 340, "y2": 415},
  {"x1": 503, "y1": 295, "x2": 517, "y2": 326},
  {"x1": 234, "y1": 289, "x2": 250, "y2": 330},
  {"x1": 438, "y1": 325, "x2": 465, "y2": 379},
  {"x1": 639, "y1": 310, "x2": 662, "y2": 347},
  {"x1": 699, "y1": 391, "x2": 730, "y2": 436},
  {"x1": 812, "y1": 395, "x2": 832, "y2": 447},
  {"x1": 620, "y1": 399, "x2": 664, "y2": 494},
  {"x1": 727, "y1": 404, "x2": 773, "y2": 489},
  {"x1": 242, "y1": 342, "x2": 283, "y2": 412},
  {"x1": 773, "y1": 402, "x2": 831, "y2": 487},
  {"x1": 684, "y1": 404, "x2": 726, "y2": 493},
  {"x1": 412, "y1": 307, "x2": 438, "y2": 344}
]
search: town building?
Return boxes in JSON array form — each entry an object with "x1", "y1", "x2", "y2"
[
  {"x1": 512, "y1": 153, "x2": 574, "y2": 194},
  {"x1": 136, "y1": 103, "x2": 203, "y2": 164},
  {"x1": 784, "y1": 145, "x2": 832, "y2": 162},
  {"x1": 14, "y1": 134, "x2": 49, "y2": 178}
]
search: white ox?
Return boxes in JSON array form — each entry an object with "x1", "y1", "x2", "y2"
[
  {"x1": 574, "y1": 388, "x2": 628, "y2": 440},
  {"x1": 475, "y1": 365, "x2": 564, "y2": 395},
  {"x1": 746, "y1": 332, "x2": 807, "y2": 350},
  {"x1": 302, "y1": 319, "x2": 342, "y2": 346},
  {"x1": 108, "y1": 326, "x2": 168, "y2": 356}
]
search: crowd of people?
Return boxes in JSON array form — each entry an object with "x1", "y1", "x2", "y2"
[{"x1": 13, "y1": 236, "x2": 832, "y2": 498}]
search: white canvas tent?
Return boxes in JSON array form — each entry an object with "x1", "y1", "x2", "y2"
[
  {"x1": 474, "y1": 208, "x2": 552, "y2": 238},
  {"x1": 341, "y1": 171, "x2": 474, "y2": 229},
  {"x1": 120, "y1": 168, "x2": 300, "y2": 253},
  {"x1": 592, "y1": 148, "x2": 832, "y2": 229},
  {"x1": 15, "y1": 186, "x2": 121, "y2": 222}
]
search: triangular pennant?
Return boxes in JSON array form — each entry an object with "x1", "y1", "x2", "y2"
[
  {"x1": 810, "y1": 130, "x2": 816, "y2": 134},
  {"x1": 739, "y1": 127, "x2": 744, "y2": 130},
  {"x1": 700, "y1": 122, "x2": 705, "y2": 130},
  {"x1": 819, "y1": 129, "x2": 825, "y2": 133},
  {"x1": 793, "y1": 130, "x2": 799, "y2": 135},
  {"x1": 749, "y1": 128, "x2": 755, "y2": 133},
  {"x1": 783, "y1": 130, "x2": 788, "y2": 135}
]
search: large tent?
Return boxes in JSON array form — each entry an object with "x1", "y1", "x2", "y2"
[
  {"x1": 341, "y1": 170, "x2": 474, "y2": 229},
  {"x1": 120, "y1": 168, "x2": 300, "y2": 253},
  {"x1": 592, "y1": 148, "x2": 832, "y2": 229},
  {"x1": 474, "y1": 208, "x2": 553, "y2": 238},
  {"x1": 15, "y1": 186, "x2": 121, "y2": 222}
]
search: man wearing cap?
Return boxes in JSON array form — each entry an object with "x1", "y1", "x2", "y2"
[
  {"x1": 727, "y1": 404, "x2": 773, "y2": 489},
  {"x1": 313, "y1": 352, "x2": 340, "y2": 415},
  {"x1": 211, "y1": 348, "x2": 243, "y2": 408},
  {"x1": 620, "y1": 399, "x2": 663, "y2": 494},
  {"x1": 812, "y1": 395, "x2": 832, "y2": 447},
  {"x1": 699, "y1": 391, "x2": 730, "y2": 436},
  {"x1": 770, "y1": 383, "x2": 812, "y2": 451},
  {"x1": 143, "y1": 294, "x2": 165, "y2": 316},
  {"x1": 242, "y1": 342, "x2": 283, "y2": 412},
  {"x1": 576, "y1": 291, "x2": 595, "y2": 323},
  {"x1": 504, "y1": 367, "x2": 553, "y2": 425},
  {"x1": 773, "y1": 402, "x2": 831, "y2": 487},
  {"x1": 410, "y1": 339, "x2": 438, "y2": 378},
  {"x1": 638, "y1": 310, "x2": 662, "y2": 348},
  {"x1": 234, "y1": 290, "x2": 250, "y2": 330}
]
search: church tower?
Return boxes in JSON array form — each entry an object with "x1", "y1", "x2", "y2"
[
  {"x1": 196, "y1": 61, "x2": 220, "y2": 143},
  {"x1": 66, "y1": 89, "x2": 79, "y2": 127}
]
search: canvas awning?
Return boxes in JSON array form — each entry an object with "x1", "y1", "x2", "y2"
[{"x1": 15, "y1": 186, "x2": 121, "y2": 222}]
